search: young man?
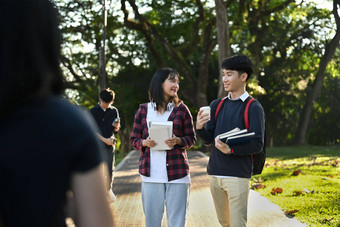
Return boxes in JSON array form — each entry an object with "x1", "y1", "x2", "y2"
[
  {"x1": 89, "y1": 89, "x2": 121, "y2": 202},
  {"x1": 196, "y1": 55, "x2": 265, "y2": 227}
]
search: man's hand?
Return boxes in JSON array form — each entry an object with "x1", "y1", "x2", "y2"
[
  {"x1": 112, "y1": 118, "x2": 120, "y2": 132},
  {"x1": 104, "y1": 138, "x2": 115, "y2": 146},
  {"x1": 215, "y1": 137, "x2": 232, "y2": 154},
  {"x1": 196, "y1": 110, "x2": 210, "y2": 130},
  {"x1": 142, "y1": 137, "x2": 157, "y2": 148}
]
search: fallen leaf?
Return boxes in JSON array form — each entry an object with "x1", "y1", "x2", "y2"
[
  {"x1": 302, "y1": 188, "x2": 311, "y2": 194},
  {"x1": 252, "y1": 177, "x2": 263, "y2": 183},
  {"x1": 271, "y1": 187, "x2": 283, "y2": 195},
  {"x1": 293, "y1": 190, "x2": 303, "y2": 196},
  {"x1": 292, "y1": 169, "x2": 301, "y2": 176},
  {"x1": 284, "y1": 209, "x2": 299, "y2": 215},
  {"x1": 321, "y1": 218, "x2": 334, "y2": 223},
  {"x1": 251, "y1": 183, "x2": 266, "y2": 190}
]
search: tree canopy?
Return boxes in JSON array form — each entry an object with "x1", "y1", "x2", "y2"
[{"x1": 54, "y1": 0, "x2": 340, "y2": 150}]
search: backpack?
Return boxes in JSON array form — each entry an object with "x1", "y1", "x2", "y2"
[{"x1": 214, "y1": 96, "x2": 266, "y2": 176}]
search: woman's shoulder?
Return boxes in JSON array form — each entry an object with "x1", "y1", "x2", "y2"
[
  {"x1": 176, "y1": 102, "x2": 192, "y2": 115},
  {"x1": 139, "y1": 103, "x2": 148, "y2": 108}
]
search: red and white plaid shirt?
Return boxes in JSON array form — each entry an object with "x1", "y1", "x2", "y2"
[{"x1": 130, "y1": 102, "x2": 196, "y2": 181}]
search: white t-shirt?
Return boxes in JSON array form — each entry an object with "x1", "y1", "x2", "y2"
[{"x1": 140, "y1": 102, "x2": 190, "y2": 184}]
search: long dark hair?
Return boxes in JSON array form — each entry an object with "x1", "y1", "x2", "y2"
[
  {"x1": 0, "y1": 0, "x2": 63, "y2": 120},
  {"x1": 148, "y1": 68, "x2": 180, "y2": 112}
]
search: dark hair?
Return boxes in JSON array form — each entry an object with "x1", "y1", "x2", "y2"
[
  {"x1": 0, "y1": 0, "x2": 63, "y2": 120},
  {"x1": 100, "y1": 89, "x2": 115, "y2": 103},
  {"x1": 221, "y1": 55, "x2": 253, "y2": 81},
  {"x1": 148, "y1": 68, "x2": 180, "y2": 111}
]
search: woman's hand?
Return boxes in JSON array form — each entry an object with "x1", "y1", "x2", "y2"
[
  {"x1": 165, "y1": 135, "x2": 182, "y2": 148},
  {"x1": 214, "y1": 136, "x2": 231, "y2": 154},
  {"x1": 142, "y1": 137, "x2": 157, "y2": 148}
]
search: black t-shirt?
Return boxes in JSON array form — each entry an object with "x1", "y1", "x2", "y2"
[
  {"x1": 89, "y1": 104, "x2": 119, "y2": 149},
  {"x1": 0, "y1": 96, "x2": 104, "y2": 227}
]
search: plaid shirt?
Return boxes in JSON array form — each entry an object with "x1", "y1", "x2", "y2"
[{"x1": 130, "y1": 102, "x2": 196, "y2": 181}]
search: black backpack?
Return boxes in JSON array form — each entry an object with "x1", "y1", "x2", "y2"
[{"x1": 214, "y1": 96, "x2": 266, "y2": 175}]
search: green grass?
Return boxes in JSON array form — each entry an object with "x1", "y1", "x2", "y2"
[
  {"x1": 115, "y1": 150, "x2": 127, "y2": 165},
  {"x1": 251, "y1": 146, "x2": 340, "y2": 227}
]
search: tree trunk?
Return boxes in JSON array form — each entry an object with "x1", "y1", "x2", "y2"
[
  {"x1": 118, "y1": 126, "x2": 132, "y2": 154},
  {"x1": 215, "y1": 0, "x2": 231, "y2": 98},
  {"x1": 99, "y1": 0, "x2": 107, "y2": 90},
  {"x1": 293, "y1": 0, "x2": 340, "y2": 145}
]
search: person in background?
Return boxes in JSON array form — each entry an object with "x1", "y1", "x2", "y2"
[
  {"x1": 130, "y1": 68, "x2": 196, "y2": 227},
  {"x1": 89, "y1": 88, "x2": 121, "y2": 202},
  {"x1": 196, "y1": 55, "x2": 265, "y2": 227},
  {"x1": 0, "y1": 0, "x2": 114, "y2": 226}
]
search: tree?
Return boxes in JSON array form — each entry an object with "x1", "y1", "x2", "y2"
[
  {"x1": 293, "y1": 0, "x2": 340, "y2": 145},
  {"x1": 215, "y1": 0, "x2": 232, "y2": 98},
  {"x1": 120, "y1": 0, "x2": 217, "y2": 107},
  {"x1": 54, "y1": 0, "x2": 339, "y2": 149}
]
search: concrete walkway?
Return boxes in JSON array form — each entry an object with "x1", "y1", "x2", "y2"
[{"x1": 112, "y1": 150, "x2": 307, "y2": 227}]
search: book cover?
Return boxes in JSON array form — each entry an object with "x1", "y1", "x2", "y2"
[
  {"x1": 149, "y1": 121, "x2": 173, "y2": 150},
  {"x1": 218, "y1": 128, "x2": 246, "y2": 141},
  {"x1": 226, "y1": 132, "x2": 255, "y2": 146},
  {"x1": 217, "y1": 127, "x2": 255, "y2": 145}
]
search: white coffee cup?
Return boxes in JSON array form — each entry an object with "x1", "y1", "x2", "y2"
[{"x1": 199, "y1": 106, "x2": 211, "y2": 116}]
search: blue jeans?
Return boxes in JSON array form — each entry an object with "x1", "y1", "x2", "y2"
[{"x1": 141, "y1": 182, "x2": 190, "y2": 227}]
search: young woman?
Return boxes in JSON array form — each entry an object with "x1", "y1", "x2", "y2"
[{"x1": 130, "y1": 68, "x2": 196, "y2": 227}]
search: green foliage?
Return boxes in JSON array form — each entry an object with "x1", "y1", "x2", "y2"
[
  {"x1": 53, "y1": 0, "x2": 340, "y2": 147},
  {"x1": 308, "y1": 73, "x2": 340, "y2": 146},
  {"x1": 252, "y1": 146, "x2": 340, "y2": 227}
]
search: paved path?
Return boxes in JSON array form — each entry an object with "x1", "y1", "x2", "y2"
[{"x1": 112, "y1": 150, "x2": 307, "y2": 227}]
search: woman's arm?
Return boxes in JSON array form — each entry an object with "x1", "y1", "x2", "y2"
[
  {"x1": 130, "y1": 105, "x2": 146, "y2": 151},
  {"x1": 71, "y1": 163, "x2": 114, "y2": 227},
  {"x1": 174, "y1": 104, "x2": 196, "y2": 149}
]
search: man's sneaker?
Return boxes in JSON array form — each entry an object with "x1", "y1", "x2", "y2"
[{"x1": 107, "y1": 190, "x2": 116, "y2": 203}]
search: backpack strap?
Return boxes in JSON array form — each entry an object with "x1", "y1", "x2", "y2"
[
  {"x1": 214, "y1": 97, "x2": 228, "y2": 121},
  {"x1": 244, "y1": 97, "x2": 255, "y2": 131},
  {"x1": 243, "y1": 97, "x2": 255, "y2": 161}
]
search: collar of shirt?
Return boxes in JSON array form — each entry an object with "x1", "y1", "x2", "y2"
[
  {"x1": 227, "y1": 91, "x2": 249, "y2": 102},
  {"x1": 150, "y1": 101, "x2": 175, "y2": 111}
]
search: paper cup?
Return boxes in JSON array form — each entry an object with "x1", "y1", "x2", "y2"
[{"x1": 199, "y1": 106, "x2": 211, "y2": 116}]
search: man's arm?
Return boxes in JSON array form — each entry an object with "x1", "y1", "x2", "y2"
[
  {"x1": 97, "y1": 133, "x2": 115, "y2": 146},
  {"x1": 112, "y1": 108, "x2": 120, "y2": 133}
]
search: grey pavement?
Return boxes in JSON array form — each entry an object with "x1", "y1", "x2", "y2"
[{"x1": 112, "y1": 150, "x2": 307, "y2": 227}]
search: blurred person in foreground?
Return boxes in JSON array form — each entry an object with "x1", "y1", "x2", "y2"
[{"x1": 0, "y1": 0, "x2": 114, "y2": 226}]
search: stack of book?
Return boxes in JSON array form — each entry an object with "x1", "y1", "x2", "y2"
[
  {"x1": 149, "y1": 121, "x2": 173, "y2": 150},
  {"x1": 218, "y1": 127, "x2": 255, "y2": 146}
]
